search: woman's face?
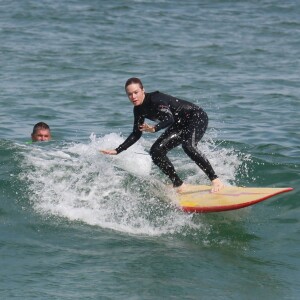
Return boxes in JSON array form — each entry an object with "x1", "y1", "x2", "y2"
[{"x1": 125, "y1": 83, "x2": 145, "y2": 106}]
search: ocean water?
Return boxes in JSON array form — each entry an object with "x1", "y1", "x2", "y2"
[{"x1": 1, "y1": 0, "x2": 299, "y2": 299}]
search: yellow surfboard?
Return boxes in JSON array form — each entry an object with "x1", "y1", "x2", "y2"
[{"x1": 177, "y1": 185, "x2": 293, "y2": 213}]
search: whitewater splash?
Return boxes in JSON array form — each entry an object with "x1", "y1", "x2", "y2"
[{"x1": 19, "y1": 133, "x2": 246, "y2": 236}]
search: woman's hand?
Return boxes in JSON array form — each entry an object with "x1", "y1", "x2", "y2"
[
  {"x1": 139, "y1": 123, "x2": 155, "y2": 133},
  {"x1": 100, "y1": 149, "x2": 117, "y2": 155}
]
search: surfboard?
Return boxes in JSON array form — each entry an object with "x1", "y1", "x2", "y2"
[{"x1": 177, "y1": 185, "x2": 293, "y2": 213}]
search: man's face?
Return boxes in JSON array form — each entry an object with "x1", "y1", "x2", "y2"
[{"x1": 32, "y1": 129, "x2": 51, "y2": 142}]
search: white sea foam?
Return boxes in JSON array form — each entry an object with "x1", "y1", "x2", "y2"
[{"x1": 19, "y1": 133, "x2": 247, "y2": 236}]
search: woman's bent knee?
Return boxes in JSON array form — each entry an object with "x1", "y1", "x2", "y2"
[
  {"x1": 150, "y1": 145, "x2": 162, "y2": 161},
  {"x1": 182, "y1": 142, "x2": 196, "y2": 155}
]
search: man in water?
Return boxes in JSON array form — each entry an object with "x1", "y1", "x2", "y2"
[
  {"x1": 101, "y1": 77, "x2": 224, "y2": 193},
  {"x1": 31, "y1": 122, "x2": 52, "y2": 142}
]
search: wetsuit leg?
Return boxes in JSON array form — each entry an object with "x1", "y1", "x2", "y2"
[
  {"x1": 150, "y1": 126, "x2": 184, "y2": 187},
  {"x1": 181, "y1": 110, "x2": 218, "y2": 181}
]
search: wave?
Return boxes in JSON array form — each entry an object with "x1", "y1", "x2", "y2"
[{"x1": 15, "y1": 133, "x2": 248, "y2": 237}]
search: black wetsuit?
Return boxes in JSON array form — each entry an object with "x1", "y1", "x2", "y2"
[{"x1": 116, "y1": 91, "x2": 218, "y2": 187}]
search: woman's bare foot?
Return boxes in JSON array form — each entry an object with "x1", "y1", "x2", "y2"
[
  {"x1": 211, "y1": 178, "x2": 224, "y2": 193},
  {"x1": 175, "y1": 183, "x2": 187, "y2": 194}
]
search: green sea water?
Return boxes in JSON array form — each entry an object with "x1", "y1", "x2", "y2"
[{"x1": 1, "y1": 0, "x2": 299, "y2": 299}]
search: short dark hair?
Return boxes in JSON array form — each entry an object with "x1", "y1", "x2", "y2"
[
  {"x1": 32, "y1": 122, "x2": 50, "y2": 135},
  {"x1": 125, "y1": 77, "x2": 144, "y2": 90}
]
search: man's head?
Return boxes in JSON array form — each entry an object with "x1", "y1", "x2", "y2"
[{"x1": 31, "y1": 122, "x2": 51, "y2": 142}]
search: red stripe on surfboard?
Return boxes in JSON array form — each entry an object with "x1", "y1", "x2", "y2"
[{"x1": 181, "y1": 187, "x2": 293, "y2": 213}]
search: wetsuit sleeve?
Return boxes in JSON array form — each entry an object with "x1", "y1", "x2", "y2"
[
  {"x1": 152, "y1": 97, "x2": 175, "y2": 132},
  {"x1": 154, "y1": 109, "x2": 174, "y2": 131},
  {"x1": 115, "y1": 110, "x2": 143, "y2": 154},
  {"x1": 115, "y1": 131, "x2": 142, "y2": 153}
]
